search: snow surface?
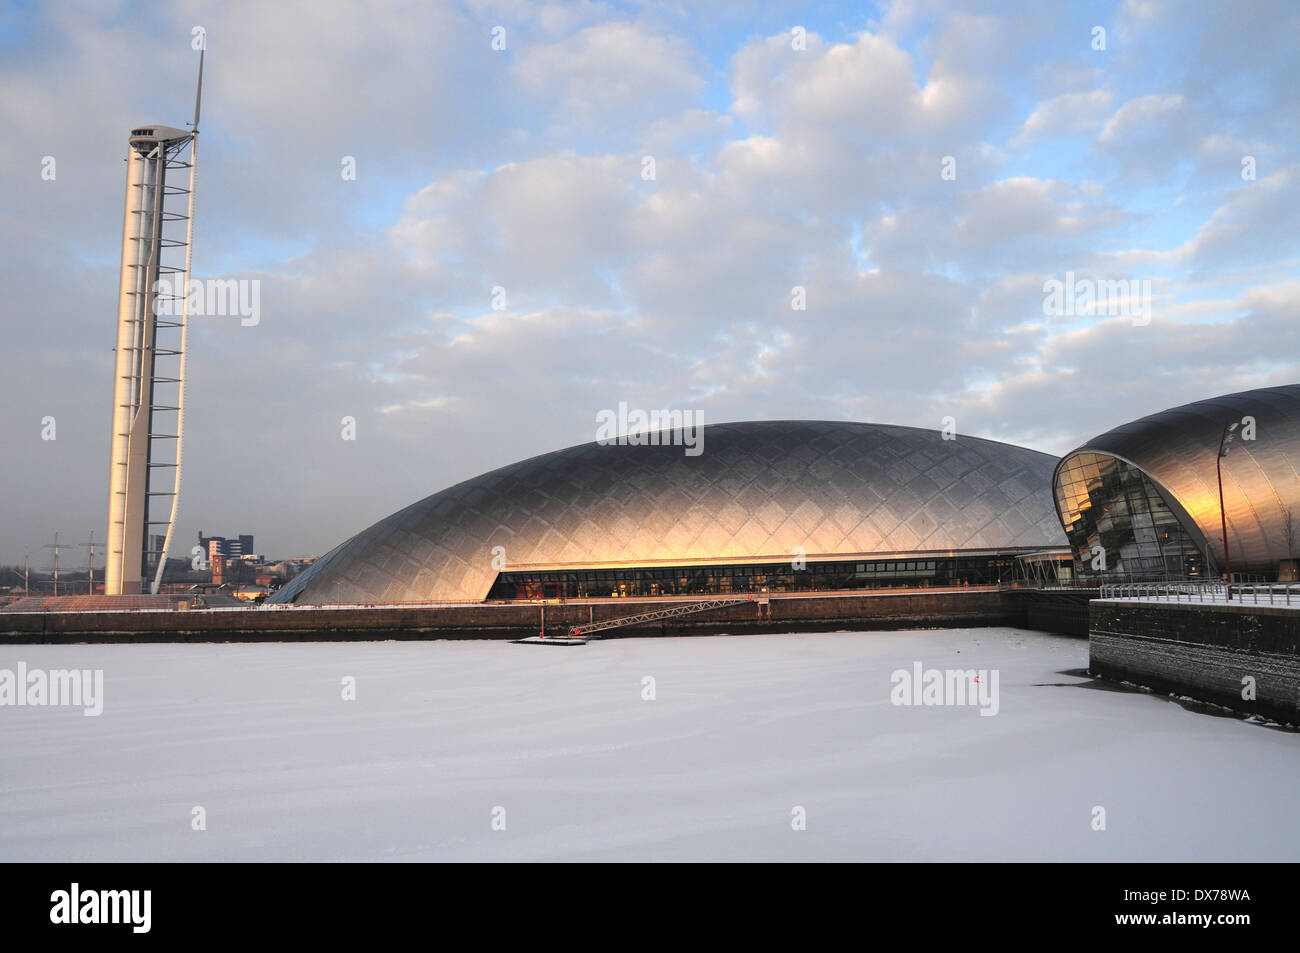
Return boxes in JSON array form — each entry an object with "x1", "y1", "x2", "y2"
[{"x1": 1, "y1": 628, "x2": 1296, "y2": 862}]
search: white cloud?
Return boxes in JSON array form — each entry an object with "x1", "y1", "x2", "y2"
[
  {"x1": 511, "y1": 22, "x2": 707, "y2": 132},
  {"x1": 1098, "y1": 93, "x2": 1184, "y2": 145},
  {"x1": 1013, "y1": 89, "x2": 1113, "y2": 146},
  {"x1": 1178, "y1": 165, "x2": 1300, "y2": 271}
]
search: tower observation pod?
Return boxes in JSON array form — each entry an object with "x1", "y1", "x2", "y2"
[{"x1": 105, "y1": 51, "x2": 204, "y2": 595}]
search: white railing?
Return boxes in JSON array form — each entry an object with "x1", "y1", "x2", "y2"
[{"x1": 1099, "y1": 582, "x2": 1300, "y2": 606}]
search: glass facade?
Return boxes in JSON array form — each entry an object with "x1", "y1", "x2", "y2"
[
  {"x1": 486, "y1": 554, "x2": 1025, "y2": 600},
  {"x1": 1054, "y1": 452, "x2": 1205, "y2": 580}
]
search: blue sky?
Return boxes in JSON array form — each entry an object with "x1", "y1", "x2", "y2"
[{"x1": 0, "y1": 0, "x2": 1297, "y2": 564}]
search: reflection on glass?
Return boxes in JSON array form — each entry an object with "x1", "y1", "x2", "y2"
[{"x1": 1055, "y1": 453, "x2": 1204, "y2": 580}]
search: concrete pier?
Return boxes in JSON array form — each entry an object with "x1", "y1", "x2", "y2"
[
  {"x1": 1090, "y1": 599, "x2": 1300, "y2": 722},
  {"x1": 0, "y1": 586, "x2": 1089, "y2": 643}
]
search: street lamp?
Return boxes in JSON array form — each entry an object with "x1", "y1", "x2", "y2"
[{"x1": 1217, "y1": 421, "x2": 1239, "y2": 600}]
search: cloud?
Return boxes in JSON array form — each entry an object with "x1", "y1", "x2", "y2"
[
  {"x1": 511, "y1": 21, "x2": 708, "y2": 139},
  {"x1": 1179, "y1": 165, "x2": 1300, "y2": 272},
  {"x1": 0, "y1": 0, "x2": 1297, "y2": 564},
  {"x1": 1098, "y1": 93, "x2": 1184, "y2": 145},
  {"x1": 1013, "y1": 89, "x2": 1113, "y2": 145}
]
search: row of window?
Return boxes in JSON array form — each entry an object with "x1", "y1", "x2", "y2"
[{"x1": 487, "y1": 554, "x2": 1032, "y2": 600}]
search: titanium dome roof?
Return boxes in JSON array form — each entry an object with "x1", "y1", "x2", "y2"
[
  {"x1": 1054, "y1": 384, "x2": 1300, "y2": 575},
  {"x1": 272, "y1": 420, "x2": 1067, "y2": 604}
]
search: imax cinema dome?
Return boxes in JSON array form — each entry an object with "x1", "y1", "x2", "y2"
[
  {"x1": 1050, "y1": 384, "x2": 1300, "y2": 579},
  {"x1": 1053, "y1": 384, "x2": 1300, "y2": 582},
  {"x1": 272, "y1": 420, "x2": 1068, "y2": 604}
]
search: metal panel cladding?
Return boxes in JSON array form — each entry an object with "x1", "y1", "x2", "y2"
[
  {"x1": 272, "y1": 421, "x2": 1066, "y2": 604},
  {"x1": 1052, "y1": 384, "x2": 1300, "y2": 576}
]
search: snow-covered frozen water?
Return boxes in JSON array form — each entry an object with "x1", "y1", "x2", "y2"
[{"x1": 1, "y1": 628, "x2": 1296, "y2": 861}]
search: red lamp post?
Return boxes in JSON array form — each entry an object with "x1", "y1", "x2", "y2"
[{"x1": 1217, "y1": 421, "x2": 1239, "y2": 600}]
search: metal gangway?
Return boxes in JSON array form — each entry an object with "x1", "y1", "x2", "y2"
[{"x1": 514, "y1": 595, "x2": 755, "y2": 645}]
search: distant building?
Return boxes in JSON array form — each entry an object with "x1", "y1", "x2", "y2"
[
  {"x1": 234, "y1": 585, "x2": 269, "y2": 602},
  {"x1": 198, "y1": 531, "x2": 255, "y2": 561},
  {"x1": 148, "y1": 535, "x2": 166, "y2": 571}
]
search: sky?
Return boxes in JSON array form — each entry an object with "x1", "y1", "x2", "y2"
[{"x1": 0, "y1": 0, "x2": 1297, "y2": 565}]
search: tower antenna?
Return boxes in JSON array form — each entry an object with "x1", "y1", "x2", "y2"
[
  {"x1": 192, "y1": 46, "x2": 204, "y2": 132},
  {"x1": 148, "y1": 45, "x2": 203, "y2": 596}
]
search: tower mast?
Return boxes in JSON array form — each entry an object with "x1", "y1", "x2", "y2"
[{"x1": 105, "y1": 49, "x2": 204, "y2": 594}]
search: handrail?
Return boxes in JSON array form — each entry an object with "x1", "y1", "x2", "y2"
[
  {"x1": 1098, "y1": 581, "x2": 1299, "y2": 606},
  {"x1": 568, "y1": 596, "x2": 753, "y2": 638}
]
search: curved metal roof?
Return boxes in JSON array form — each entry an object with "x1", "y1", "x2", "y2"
[
  {"x1": 1055, "y1": 384, "x2": 1300, "y2": 574},
  {"x1": 129, "y1": 124, "x2": 191, "y2": 144},
  {"x1": 272, "y1": 420, "x2": 1066, "y2": 604}
]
